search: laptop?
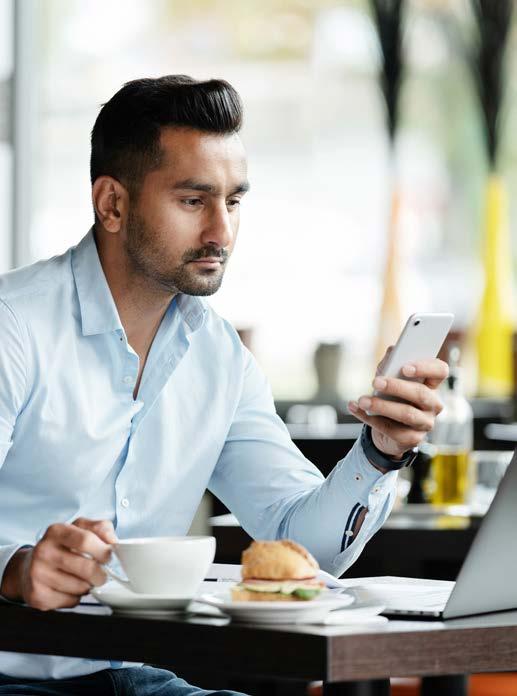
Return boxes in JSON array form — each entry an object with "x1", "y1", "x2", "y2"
[{"x1": 378, "y1": 447, "x2": 517, "y2": 620}]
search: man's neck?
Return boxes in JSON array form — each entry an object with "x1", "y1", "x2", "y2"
[{"x1": 94, "y1": 230, "x2": 175, "y2": 356}]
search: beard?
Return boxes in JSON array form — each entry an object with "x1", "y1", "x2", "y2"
[{"x1": 125, "y1": 208, "x2": 229, "y2": 296}]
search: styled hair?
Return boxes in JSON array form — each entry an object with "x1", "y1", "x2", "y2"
[{"x1": 90, "y1": 75, "x2": 243, "y2": 197}]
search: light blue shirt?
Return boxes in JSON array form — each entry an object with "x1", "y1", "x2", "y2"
[{"x1": 0, "y1": 229, "x2": 397, "y2": 679}]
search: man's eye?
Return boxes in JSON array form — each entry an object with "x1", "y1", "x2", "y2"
[
  {"x1": 182, "y1": 198, "x2": 203, "y2": 207},
  {"x1": 227, "y1": 199, "x2": 241, "y2": 208}
]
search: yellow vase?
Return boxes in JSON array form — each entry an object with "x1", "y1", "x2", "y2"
[{"x1": 475, "y1": 174, "x2": 515, "y2": 397}]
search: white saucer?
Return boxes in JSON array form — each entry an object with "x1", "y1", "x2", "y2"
[
  {"x1": 91, "y1": 582, "x2": 193, "y2": 615},
  {"x1": 195, "y1": 589, "x2": 355, "y2": 624}
]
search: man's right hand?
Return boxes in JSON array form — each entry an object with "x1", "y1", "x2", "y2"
[{"x1": 0, "y1": 518, "x2": 116, "y2": 610}]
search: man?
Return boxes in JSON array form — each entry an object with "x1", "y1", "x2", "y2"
[{"x1": 0, "y1": 76, "x2": 447, "y2": 694}]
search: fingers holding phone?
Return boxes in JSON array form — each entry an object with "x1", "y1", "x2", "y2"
[{"x1": 348, "y1": 313, "x2": 452, "y2": 459}]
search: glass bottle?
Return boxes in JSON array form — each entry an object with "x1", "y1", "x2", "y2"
[{"x1": 427, "y1": 345, "x2": 474, "y2": 506}]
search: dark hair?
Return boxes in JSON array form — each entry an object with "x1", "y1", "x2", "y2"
[{"x1": 90, "y1": 75, "x2": 243, "y2": 197}]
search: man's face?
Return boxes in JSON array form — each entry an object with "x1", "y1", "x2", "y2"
[{"x1": 124, "y1": 127, "x2": 248, "y2": 296}]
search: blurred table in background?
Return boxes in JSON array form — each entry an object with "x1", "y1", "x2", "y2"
[
  {"x1": 485, "y1": 422, "x2": 517, "y2": 443},
  {"x1": 210, "y1": 501, "x2": 498, "y2": 581}
]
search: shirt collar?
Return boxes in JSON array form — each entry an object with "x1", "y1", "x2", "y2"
[
  {"x1": 72, "y1": 228, "x2": 207, "y2": 337},
  {"x1": 176, "y1": 293, "x2": 207, "y2": 333},
  {"x1": 71, "y1": 228, "x2": 123, "y2": 336}
]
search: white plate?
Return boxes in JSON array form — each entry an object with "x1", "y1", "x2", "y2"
[
  {"x1": 195, "y1": 589, "x2": 354, "y2": 624},
  {"x1": 91, "y1": 582, "x2": 193, "y2": 615}
]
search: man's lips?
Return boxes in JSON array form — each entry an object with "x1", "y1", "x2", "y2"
[{"x1": 190, "y1": 258, "x2": 223, "y2": 266}]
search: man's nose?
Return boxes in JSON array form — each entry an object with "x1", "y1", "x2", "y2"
[{"x1": 201, "y1": 202, "x2": 234, "y2": 249}]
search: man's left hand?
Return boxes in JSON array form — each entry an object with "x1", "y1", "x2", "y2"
[{"x1": 348, "y1": 348, "x2": 449, "y2": 459}]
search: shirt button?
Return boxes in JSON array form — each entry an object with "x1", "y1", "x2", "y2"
[
  {"x1": 373, "y1": 486, "x2": 382, "y2": 494},
  {"x1": 121, "y1": 498, "x2": 130, "y2": 508},
  {"x1": 354, "y1": 473, "x2": 362, "y2": 481},
  {"x1": 123, "y1": 376, "x2": 133, "y2": 385}
]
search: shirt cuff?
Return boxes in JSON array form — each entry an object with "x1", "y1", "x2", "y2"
[
  {"x1": 327, "y1": 437, "x2": 398, "y2": 576},
  {"x1": 338, "y1": 436, "x2": 398, "y2": 534},
  {"x1": 345, "y1": 436, "x2": 398, "y2": 505},
  {"x1": 0, "y1": 543, "x2": 32, "y2": 602}
]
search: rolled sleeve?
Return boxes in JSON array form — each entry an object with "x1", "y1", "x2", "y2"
[
  {"x1": 276, "y1": 437, "x2": 398, "y2": 575},
  {"x1": 328, "y1": 437, "x2": 398, "y2": 576}
]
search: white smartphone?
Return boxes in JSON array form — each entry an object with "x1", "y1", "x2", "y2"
[{"x1": 370, "y1": 312, "x2": 454, "y2": 409}]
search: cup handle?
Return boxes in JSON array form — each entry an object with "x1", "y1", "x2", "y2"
[{"x1": 103, "y1": 564, "x2": 131, "y2": 588}]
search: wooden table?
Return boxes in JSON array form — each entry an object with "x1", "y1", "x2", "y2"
[{"x1": 1, "y1": 593, "x2": 517, "y2": 696}]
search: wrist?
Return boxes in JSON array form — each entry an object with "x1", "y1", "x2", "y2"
[
  {"x1": 0, "y1": 547, "x2": 31, "y2": 602},
  {"x1": 365, "y1": 441, "x2": 390, "y2": 474},
  {"x1": 361, "y1": 425, "x2": 418, "y2": 472},
  {"x1": 371, "y1": 429, "x2": 403, "y2": 459}
]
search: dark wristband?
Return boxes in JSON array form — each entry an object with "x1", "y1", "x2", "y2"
[{"x1": 360, "y1": 425, "x2": 418, "y2": 471}]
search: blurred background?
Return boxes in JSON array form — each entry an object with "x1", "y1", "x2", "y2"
[
  {"x1": 4, "y1": 16, "x2": 517, "y2": 696},
  {"x1": 3, "y1": 4, "x2": 517, "y2": 636},
  {"x1": 2, "y1": 1, "x2": 517, "y2": 529},
  {"x1": 2, "y1": 0, "x2": 517, "y2": 403}
]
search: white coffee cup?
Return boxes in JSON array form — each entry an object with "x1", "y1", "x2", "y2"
[{"x1": 105, "y1": 535, "x2": 216, "y2": 596}]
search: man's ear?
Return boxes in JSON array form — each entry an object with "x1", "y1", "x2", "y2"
[{"x1": 92, "y1": 177, "x2": 129, "y2": 233}]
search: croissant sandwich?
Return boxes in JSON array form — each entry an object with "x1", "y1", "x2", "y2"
[{"x1": 231, "y1": 539, "x2": 325, "y2": 602}]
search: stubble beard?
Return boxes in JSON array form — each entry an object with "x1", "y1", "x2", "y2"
[{"x1": 125, "y1": 209, "x2": 228, "y2": 297}]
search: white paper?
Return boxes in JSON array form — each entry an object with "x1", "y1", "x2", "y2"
[{"x1": 205, "y1": 563, "x2": 242, "y2": 582}]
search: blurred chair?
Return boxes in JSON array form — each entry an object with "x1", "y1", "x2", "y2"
[
  {"x1": 470, "y1": 673, "x2": 517, "y2": 696},
  {"x1": 307, "y1": 673, "x2": 517, "y2": 695}
]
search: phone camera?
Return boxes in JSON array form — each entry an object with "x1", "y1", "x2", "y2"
[{"x1": 414, "y1": 320, "x2": 420, "y2": 326}]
